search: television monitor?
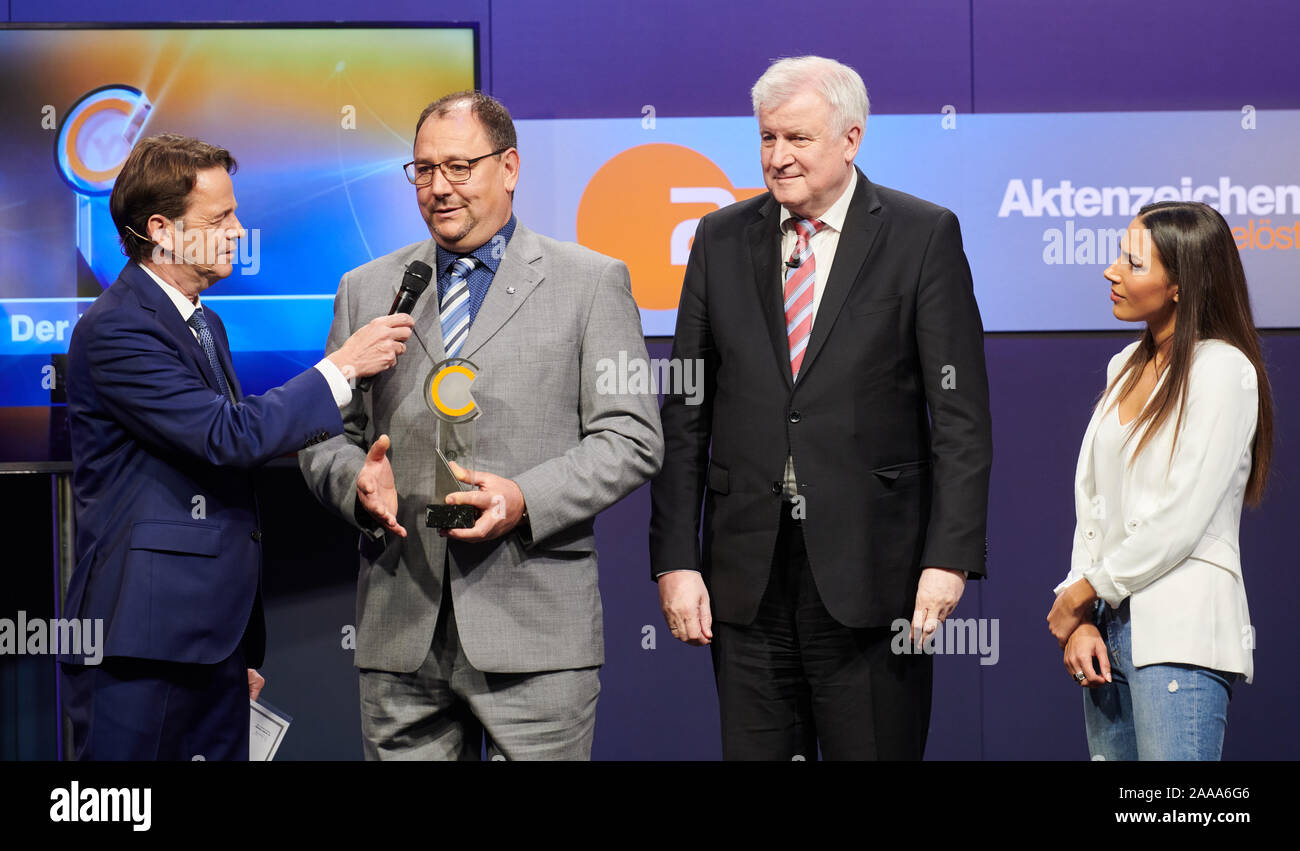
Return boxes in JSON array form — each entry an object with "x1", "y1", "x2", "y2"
[{"x1": 0, "y1": 22, "x2": 478, "y2": 465}]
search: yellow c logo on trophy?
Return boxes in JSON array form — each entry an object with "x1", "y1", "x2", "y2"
[
  {"x1": 424, "y1": 357, "x2": 483, "y2": 530},
  {"x1": 424, "y1": 358, "x2": 481, "y2": 424}
]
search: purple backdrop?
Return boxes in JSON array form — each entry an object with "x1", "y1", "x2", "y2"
[{"x1": 6, "y1": 0, "x2": 1296, "y2": 760}]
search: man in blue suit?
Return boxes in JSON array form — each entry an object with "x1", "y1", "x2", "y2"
[{"x1": 60, "y1": 133, "x2": 414, "y2": 760}]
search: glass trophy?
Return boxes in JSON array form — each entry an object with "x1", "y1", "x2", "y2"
[{"x1": 423, "y1": 358, "x2": 483, "y2": 529}]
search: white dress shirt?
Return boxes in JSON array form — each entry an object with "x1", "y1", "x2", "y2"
[
  {"x1": 777, "y1": 168, "x2": 858, "y2": 331},
  {"x1": 779, "y1": 170, "x2": 857, "y2": 500},
  {"x1": 139, "y1": 263, "x2": 351, "y2": 407},
  {"x1": 1057, "y1": 339, "x2": 1258, "y2": 682}
]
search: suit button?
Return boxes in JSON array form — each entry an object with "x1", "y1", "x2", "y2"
[
  {"x1": 1084, "y1": 528, "x2": 1097, "y2": 540},
  {"x1": 770, "y1": 482, "x2": 781, "y2": 495},
  {"x1": 446, "y1": 450, "x2": 458, "y2": 461},
  {"x1": 250, "y1": 530, "x2": 262, "y2": 542},
  {"x1": 788, "y1": 410, "x2": 802, "y2": 423}
]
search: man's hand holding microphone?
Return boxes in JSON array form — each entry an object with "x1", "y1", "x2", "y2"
[{"x1": 326, "y1": 313, "x2": 415, "y2": 383}]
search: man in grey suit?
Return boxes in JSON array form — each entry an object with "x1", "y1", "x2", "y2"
[{"x1": 299, "y1": 91, "x2": 663, "y2": 760}]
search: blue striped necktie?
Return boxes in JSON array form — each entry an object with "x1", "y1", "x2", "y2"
[
  {"x1": 187, "y1": 306, "x2": 233, "y2": 400},
  {"x1": 439, "y1": 256, "x2": 479, "y2": 358}
]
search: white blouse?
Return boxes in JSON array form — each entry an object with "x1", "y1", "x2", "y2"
[
  {"x1": 1091, "y1": 377, "x2": 1163, "y2": 561},
  {"x1": 1056, "y1": 339, "x2": 1258, "y2": 682}
]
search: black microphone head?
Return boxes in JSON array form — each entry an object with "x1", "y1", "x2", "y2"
[{"x1": 402, "y1": 260, "x2": 433, "y2": 294}]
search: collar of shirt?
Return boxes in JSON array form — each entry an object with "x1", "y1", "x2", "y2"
[
  {"x1": 435, "y1": 214, "x2": 517, "y2": 278},
  {"x1": 778, "y1": 168, "x2": 857, "y2": 236},
  {"x1": 138, "y1": 262, "x2": 201, "y2": 324}
]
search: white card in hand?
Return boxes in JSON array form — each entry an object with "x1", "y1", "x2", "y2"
[{"x1": 249, "y1": 699, "x2": 292, "y2": 761}]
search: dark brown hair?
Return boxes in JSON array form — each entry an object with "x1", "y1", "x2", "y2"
[
  {"x1": 1102, "y1": 201, "x2": 1273, "y2": 506},
  {"x1": 109, "y1": 133, "x2": 237, "y2": 263},
  {"x1": 415, "y1": 90, "x2": 517, "y2": 151}
]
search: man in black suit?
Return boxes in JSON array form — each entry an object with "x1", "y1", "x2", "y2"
[{"x1": 650, "y1": 56, "x2": 992, "y2": 759}]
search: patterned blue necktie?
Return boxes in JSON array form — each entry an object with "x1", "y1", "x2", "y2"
[
  {"x1": 439, "y1": 256, "x2": 479, "y2": 358},
  {"x1": 187, "y1": 306, "x2": 233, "y2": 400}
]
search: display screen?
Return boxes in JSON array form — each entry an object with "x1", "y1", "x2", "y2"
[
  {"x1": 0, "y1": 24, "x2": 477, "y2": 463},
  {"x1": 508, "y1": 111, "x2": 1300, "y2": 336},
  {"x1": 4, "y1": 26, "x2": 1294, "y2": 464}
]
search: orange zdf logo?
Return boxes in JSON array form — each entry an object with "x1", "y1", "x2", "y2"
[{"x1": 577, "y1": 144, "x2": 763, "y2": 310}]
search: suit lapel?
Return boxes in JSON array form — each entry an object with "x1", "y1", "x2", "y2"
[
  {"x1": 458, "y1": 225, "x2": 544, "y2": 361},
  {"x1": 798, "y1": 169, "x2": 883, "y2": 380},
  {"x1": 399, "y1": 231, "x2": 543, "y2": 367},
  {"x1": 746, "y1": 197, "x2": 793, "y2": 391},
  {"x1": 398, "y1": 242, "x2": 445, "y2": 365},
  {"x1": 119, "y1": 264, "x2": 230, "y2": 398}
]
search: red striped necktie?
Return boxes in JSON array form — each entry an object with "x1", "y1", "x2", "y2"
[{"x1": 784, "y1": 217, "x2": 825, "y2": 380}]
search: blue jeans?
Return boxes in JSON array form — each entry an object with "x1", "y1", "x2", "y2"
[{"x1": 1081, "y1": 600, "x2": 1239, "y2": 761}]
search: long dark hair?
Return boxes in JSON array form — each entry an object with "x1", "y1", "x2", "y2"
[{"x1": 1102, "y1": 201, "x2": 1273, "y2": 506}]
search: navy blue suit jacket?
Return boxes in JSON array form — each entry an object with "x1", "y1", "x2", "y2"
[{"x1": 62, "y1": 262, "x2": 343, "y2": 667}]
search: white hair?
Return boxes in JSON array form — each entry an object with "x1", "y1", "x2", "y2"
[{"x1": 750, "y1": 56, "x2": 869, "y2": 137}]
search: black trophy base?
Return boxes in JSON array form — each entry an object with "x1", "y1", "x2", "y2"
[{"x1": 426, "y1": 503, "x2": 482, "y2": 529}]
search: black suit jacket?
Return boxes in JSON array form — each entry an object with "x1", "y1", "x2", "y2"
[{"x1": 650, "y1": 169, "x2": 993, "y2": 627}]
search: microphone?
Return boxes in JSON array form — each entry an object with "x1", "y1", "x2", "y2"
[
  {"x1": 124, "y1": 225, "x2": 220, "y2": 274},
  {"x1": 356, "y1": 260, "x2": 433, "y2": 392},
  {"x1": 387, "y1": 260, "x2": 434, "y2": 317}
]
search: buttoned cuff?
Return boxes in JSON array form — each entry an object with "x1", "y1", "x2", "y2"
[
  {"x1": 654, "y1": 568, "x2": 700, "y2": 580},
  {"x1": 315, "y1": 358, "x2": 353, "y2": 407},
  {"x1": 1083, "y1": 561, "x2": 1128, "y2": 608},
  {"x1": 1052, "y1": 574, "x2": 1080, "y2": 596}
]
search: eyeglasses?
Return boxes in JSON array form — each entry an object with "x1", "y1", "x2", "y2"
[{"x1": 402, "y1": 148, "x2": 509, "y2": 186}]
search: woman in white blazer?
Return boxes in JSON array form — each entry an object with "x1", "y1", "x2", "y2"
[{"x1": 1046, "y1": 201, "x2": 1274, "y2": 760}]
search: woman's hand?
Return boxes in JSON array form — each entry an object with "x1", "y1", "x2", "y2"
[
  {"x1": 1046, "y1": 578, "x2": 1099, "y2": 648},
  {"x1": 1063, "y1": 623, "x2": 1111, "y2": 687}
]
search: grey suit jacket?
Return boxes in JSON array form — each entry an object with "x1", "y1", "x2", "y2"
[{"x1": 299, "y1": 222, "x2": 663, "y2": 674}]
